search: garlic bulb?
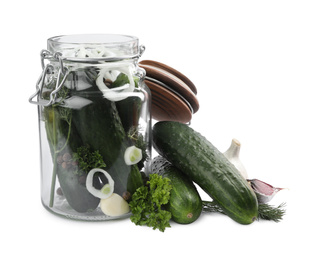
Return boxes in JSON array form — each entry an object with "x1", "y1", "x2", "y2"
[{"x1": 223, "y1": 138, "x2": 248, "y2": 179}]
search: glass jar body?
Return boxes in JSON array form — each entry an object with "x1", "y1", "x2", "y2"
[{"x1": 34, "y1": 35, "x2": 151, "y2": 220}]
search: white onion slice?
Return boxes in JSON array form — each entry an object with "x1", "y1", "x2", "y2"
[
  {"x1": 95, "y1": 65, "x2": 137, "y2": 102},
  {"x1": 86, "y1": 168, "x2": 114, "y2": 199},
  {"x1": 65, "y1": 45, "x2": 140, "y2": 102},
  {"x1": 124, "y1": 146, "x2": 143, "y2": 165}
]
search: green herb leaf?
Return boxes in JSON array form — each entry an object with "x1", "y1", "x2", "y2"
[
  {"x1": 127, "y1": 126, "x2": 148, "y2": 163},
  {"x1": 257, "y1": 202, "x2": 286, "y2": 222},
  {"x1": 202, "y1": 201, "x2": 286, "y2": 222},
  {"x1": 111, "y1": 73, "x2": 130, "y2": 88},
  {"x1": 129, "y1": 174, "x2": 172, "y2": 232},
  {"x1": 73, "y1": 146, "x2": 106, "y2": 174},
  {"x1": 111, "y1": 73, "x2": 139, "y2": 88}
]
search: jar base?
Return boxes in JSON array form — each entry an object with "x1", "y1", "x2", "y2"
[{"x1": 41, "y1": 199, "x2": 131, "y2": 221}]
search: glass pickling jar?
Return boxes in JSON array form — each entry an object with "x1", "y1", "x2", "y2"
[{"x1": 29, "y1": 34, "x2": 151, "y2": 220}]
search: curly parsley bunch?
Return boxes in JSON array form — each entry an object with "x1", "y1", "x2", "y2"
[{"x1": 129, "y1": 174, "x2": 172, "y2": 232}]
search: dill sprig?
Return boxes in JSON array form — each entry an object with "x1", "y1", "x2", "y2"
[
  {"x1": 202, "y1": 201, "x2": 286, "y2": 222},
  {"x1": 257, "y1": 203, "x2": 286, "y2": 222},
  {"x1": 202, "y1": 201, "x2": 225, "y2": 214},
  {"x1": 127, "y1": 126, "x2": 148, "y2": 165}
]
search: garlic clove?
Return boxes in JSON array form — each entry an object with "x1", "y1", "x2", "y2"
[
  {"x1": 247, "y1": 179, "x2": 285, "y2": 204},
  {"x1": 223, "y1": 138, "x2": 248, "y2": 179},
  {"x1": 100, "y1": 193, "x2": 130, "y2": 216}
]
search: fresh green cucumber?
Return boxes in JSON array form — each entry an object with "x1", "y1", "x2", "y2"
[
  {"x1": 110, "y1": 73, "x2": 149, "y2": 171},
  {"x1": 151, "y1": 156, "x2": 202, "y2": 224},
  {"x1": 71, "y1": 71, "x2": 143, "y2": 196},
  {"x1": 111, "y1": 73, "x2": 142, "y2": 134},
  {"x1": 43, "y1": 69, "x2": 144, "y2": 212},
  {"x1": 44, "y1": 106, "x2": 100, "y2": 212},
  {"x1": 152, "y1": 121, "x2": 258, "y2": 224}
]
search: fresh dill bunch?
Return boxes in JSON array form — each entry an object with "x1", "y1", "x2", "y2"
[
  {"x1": 202, "y1": 201, "x2": 286, "y2": 222},
  {"x1": 257, "y1": 203, "x2": 286, "y2": 222}
]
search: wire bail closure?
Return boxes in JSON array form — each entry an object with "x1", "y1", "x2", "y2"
[
  {"x1": 29, "y1": 45, "x2": 145, "y2": 106},
  {"x1": 29, "y1": 50, "x2": 69, "y2": 106}
]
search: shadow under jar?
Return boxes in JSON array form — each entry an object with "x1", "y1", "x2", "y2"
[{"x1": 29, "y1": 34, "x2": 151, "y2": 221}]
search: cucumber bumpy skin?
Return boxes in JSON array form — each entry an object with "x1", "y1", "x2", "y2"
[
  {"x1": 152, "y1": 156, "x2": 202, "y2": 224},
  {"x1": 152, "y1": 121, "x2": 258, "y2": 224},
  {"x1": 71, "y1": 81, "x2": 142, "y2": 196}
]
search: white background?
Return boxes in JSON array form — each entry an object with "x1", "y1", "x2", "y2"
[{"x1": 1, "y1": 0, "x2": 322, "y2": 259}]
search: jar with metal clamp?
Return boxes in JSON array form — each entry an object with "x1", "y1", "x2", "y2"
[{"x1": 29, "y1": 34, "x2": 151, "y2": 221}]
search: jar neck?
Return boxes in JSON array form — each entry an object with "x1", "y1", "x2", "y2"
[
  {"x1": 44, "y1": 34, "x2": 145, "y2": 83},
  {"x1": 47, "y1": 34, "x2": 143, "y2": 63}
]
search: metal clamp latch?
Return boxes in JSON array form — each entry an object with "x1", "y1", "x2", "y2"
[{"x1": 29, "y1": 50, "x2": 69, "y2": 106}]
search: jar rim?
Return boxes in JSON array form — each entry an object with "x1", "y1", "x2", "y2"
[
  {"x1": 47, "y1": 34, "x2": 140, "y2": 61},
  {"x1": 48, "y1": 34, "x2": 138, "y2": 45}
]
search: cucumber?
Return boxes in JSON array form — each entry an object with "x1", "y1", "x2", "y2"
[
  {"x1": 44, "y1": 106, "x2": 100, "y2": 212},
  {"x1": 111, "y1": 73, "x2": 142, "y2": 133},
  {"x1": 56, "y1": 166, "x2": 100, "y2": 213},
  {"x1": 151, "y1": 156, "x2": 202, "y2": 224},
  {"x1": 43, "y1": 69, "x2": 144, "y2": 213},
  {"x1": 71, "y1": 71, "x2": 143, "y2": 196},
  {"x1": 152, "y1": 121, "x2": 258, "y2": 224}
]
